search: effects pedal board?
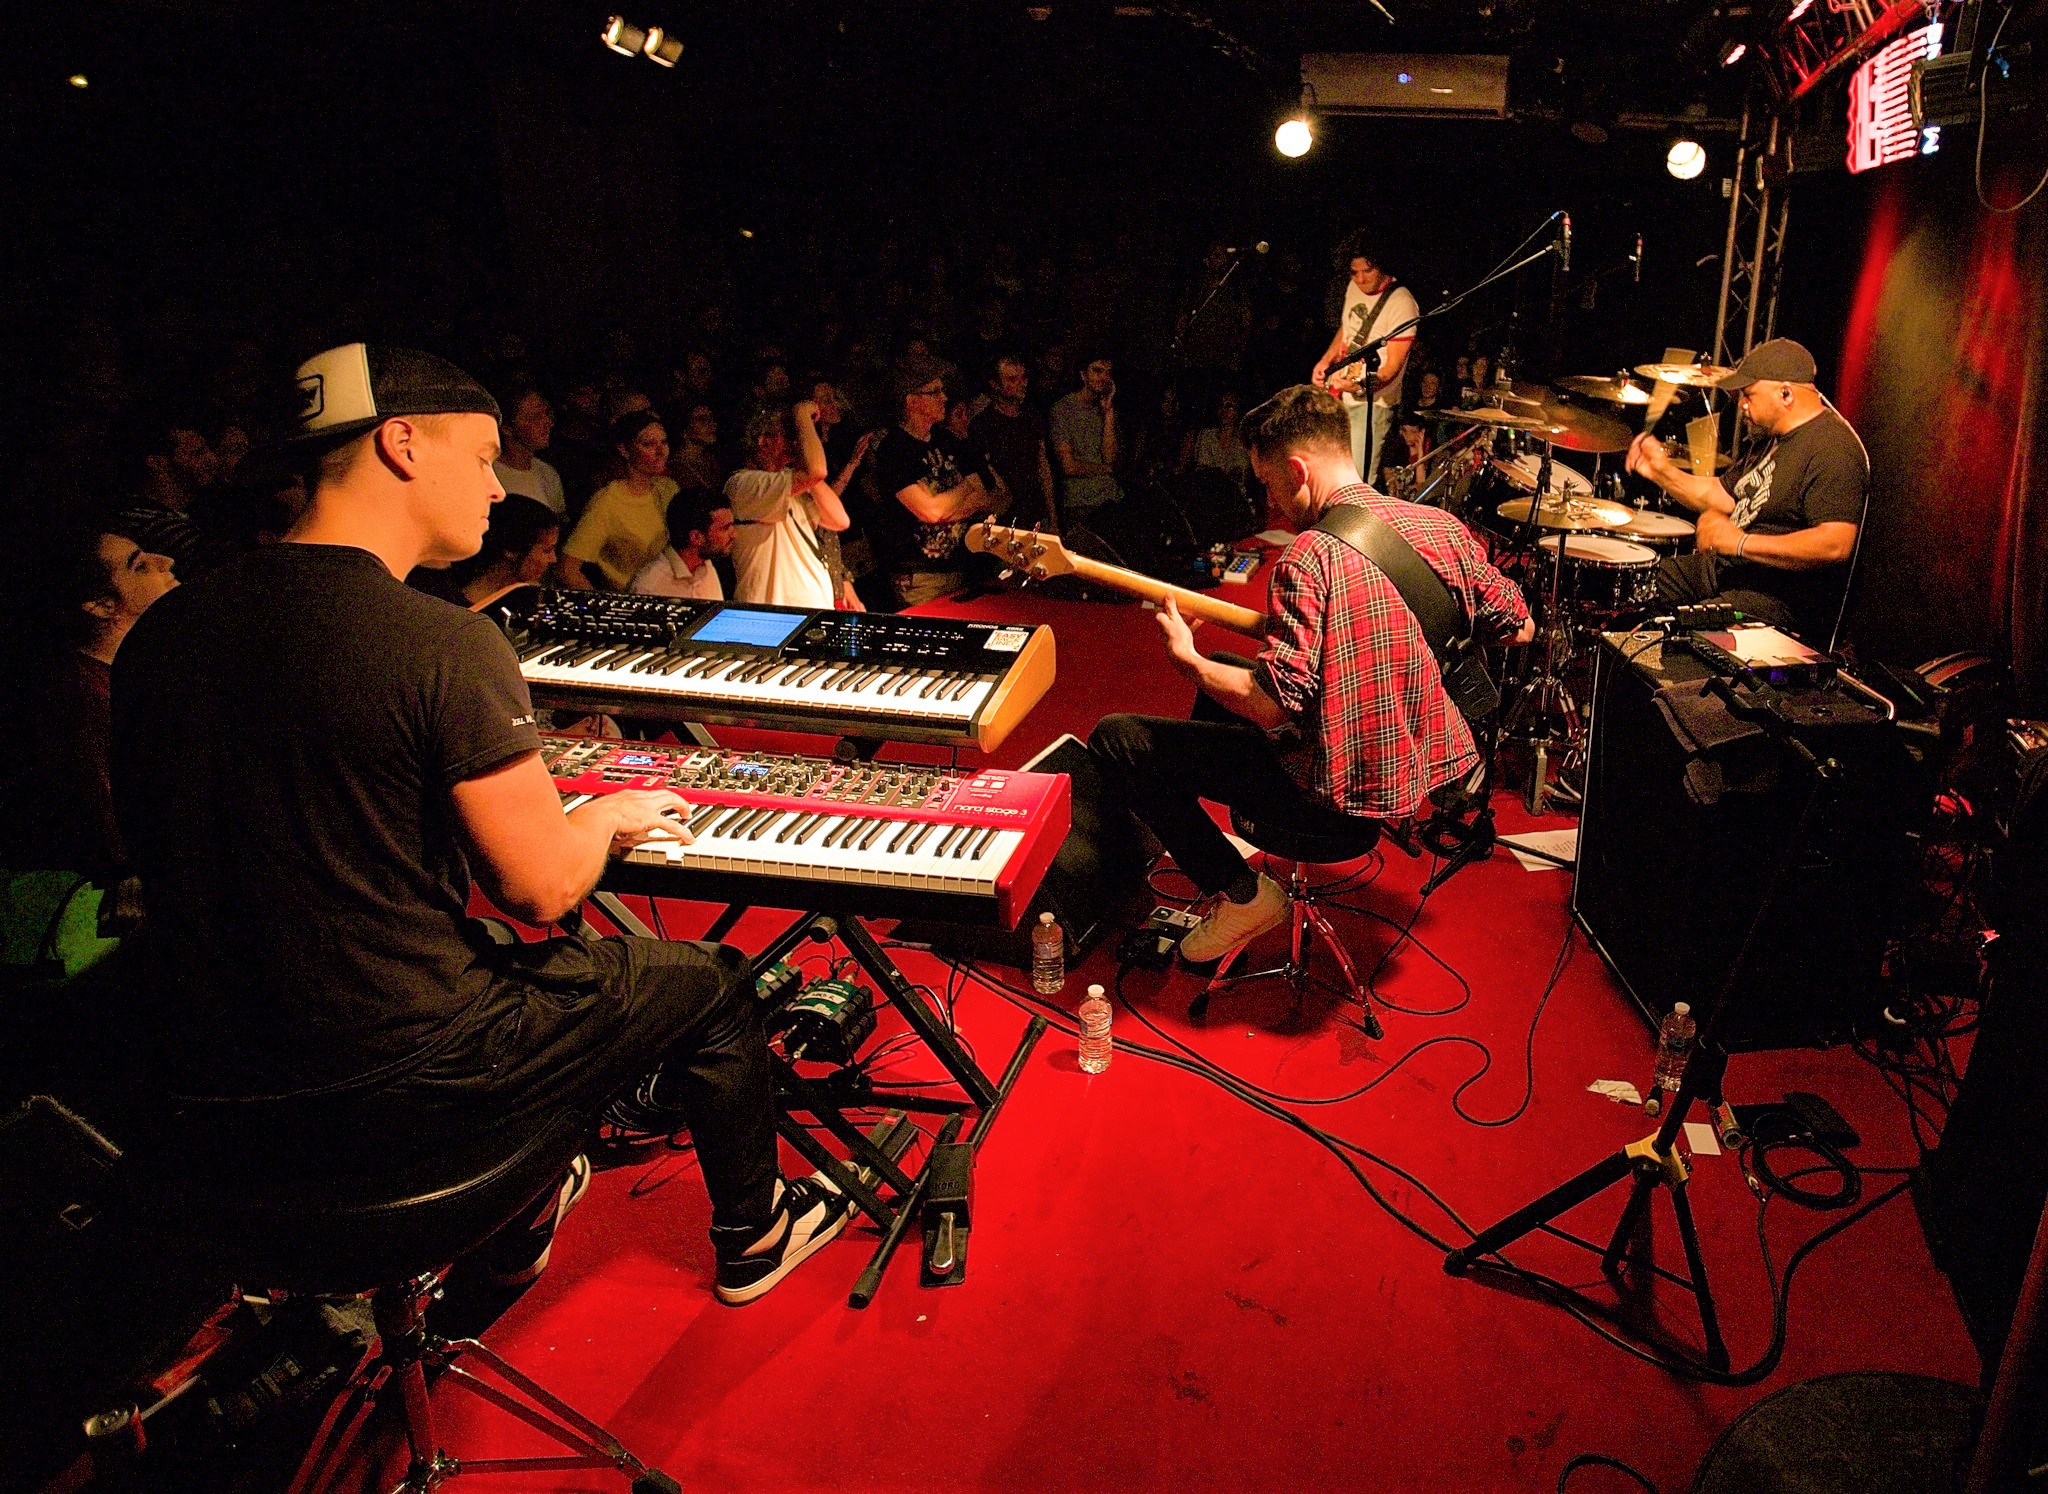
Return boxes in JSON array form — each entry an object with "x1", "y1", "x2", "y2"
[
  {"x1": 1119, "y1": 906, "x2": 1203, "y2": 968},
  {"x1": 1221, "y1": 552, "x2": 1261, "y2": 585}
]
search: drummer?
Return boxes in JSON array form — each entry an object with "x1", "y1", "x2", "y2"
[{"x1": 1625, "y1": 339, "x2": 1867, "y2": 647}]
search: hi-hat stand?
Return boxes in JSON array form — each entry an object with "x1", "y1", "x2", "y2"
[{"x1": 1443, "y1": 726, "x2": 1840, "y2": 1369}]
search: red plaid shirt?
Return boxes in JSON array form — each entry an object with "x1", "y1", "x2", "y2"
[{"x1": 1253, "y1": 487, "x2": 1529, "y2": 819}]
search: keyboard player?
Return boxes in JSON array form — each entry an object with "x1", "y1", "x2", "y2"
[{"x1": 112, "y1": 343, "x2": 852, "y2": 1304}]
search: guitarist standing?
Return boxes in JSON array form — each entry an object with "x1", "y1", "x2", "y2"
[
  {"x1": 1090, "y1": 386, "x2": 1531, "y2": 964},
  {"x1": 1310, "y1": 232, "x2": 1418, "y2": 483}
]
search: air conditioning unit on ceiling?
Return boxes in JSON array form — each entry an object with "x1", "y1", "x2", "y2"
[{"x1": 1301, "y1": 53, "x2": 1513, "y2": 119}]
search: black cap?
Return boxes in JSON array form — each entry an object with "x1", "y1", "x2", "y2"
[
  {"x1": 289, "y1": 343, "x2": 501, "y2": 444},
  {"x1": 1714, "y1": 337, "x2": 1818, "y2": 391}
]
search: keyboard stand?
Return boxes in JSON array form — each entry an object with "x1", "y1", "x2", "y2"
[{"x1": 577, "y1": 893, "x2": 1047, "y2": 1305}]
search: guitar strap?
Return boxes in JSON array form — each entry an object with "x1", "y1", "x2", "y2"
[
  {"x1": 1313, "y1": 502, "x2": 1501, "y2": 721},
  {"x1": 1340, "y1": 283, "x2": 1401, "y2": 399}
]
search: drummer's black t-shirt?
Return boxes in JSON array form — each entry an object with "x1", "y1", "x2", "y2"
[
  {"x1": 1717, "y1": 407, "x2": 1868, "y2": 639},
  {"x1": 112, "y1": 544, "x2": 543, "y2": 1099}
]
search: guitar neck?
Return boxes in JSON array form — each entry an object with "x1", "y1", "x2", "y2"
[{"x1": 1062, "y1": 554, "x2": 1266, "y2": 634}]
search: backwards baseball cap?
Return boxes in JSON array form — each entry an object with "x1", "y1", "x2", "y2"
[
  {"x1": 289, "y1": 342, "x2": 501, "y2": 444},
  {"x1": 1713, "y1": 337, "x2": 1818, "y2": 391}
]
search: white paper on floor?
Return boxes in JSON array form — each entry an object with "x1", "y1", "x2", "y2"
[
  {"x1": 1500, "y1": 828, "x2": 1578, "y2": 873},
  {"x1": 1587, "y1": 1079, "x2": 1644, "y2": 1106},
  {"x1": 1684, "y1": 1121, "x2": 1722, "y2": 1156}
]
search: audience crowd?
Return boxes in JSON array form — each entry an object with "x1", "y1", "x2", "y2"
[{"x1": 2, "y1": 229, "x2": 1510, "y2": 914}]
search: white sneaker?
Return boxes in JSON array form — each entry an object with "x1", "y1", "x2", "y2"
[{"x1": 1178, "y1": 874, "x2": 1290, "y2": 964}]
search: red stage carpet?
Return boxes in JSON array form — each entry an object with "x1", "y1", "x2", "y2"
[{"x1": 391, "y1": 574, "x2": 1977, "y2": 1492}]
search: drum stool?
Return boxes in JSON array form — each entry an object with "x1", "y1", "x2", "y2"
[
  {"x1": 1191, "y1": 805, "x2": 1384, "y2": 1038},
  {"x1": 133, "y1": 1107, "x2": 676, "y2": 1494}
]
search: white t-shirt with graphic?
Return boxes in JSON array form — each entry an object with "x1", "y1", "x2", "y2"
[{"x1": 1338, "y1": 280, "x2": 1420, "y2": 409}]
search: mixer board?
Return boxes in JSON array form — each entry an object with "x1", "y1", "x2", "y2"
[
  {"x1": 480, "y1": 588, "x2": 1056, "y2": 752},
  {"x1": 544, "y1": 735, "x2": 1071, "y2": 927}
]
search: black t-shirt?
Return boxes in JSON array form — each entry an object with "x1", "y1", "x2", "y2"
[
  {"x1": 112, "y1": 544, "x2": 542, "y2": 1098},
  {"x1": 969, "y1": 404, "x2": 1050, "y2": 522},
  {"x1": 870, "y1": 426, "x2": 992, "y2": 575},
  {"x1": 1718, "y1": 407, "x2": 1868, "y2": 639}
]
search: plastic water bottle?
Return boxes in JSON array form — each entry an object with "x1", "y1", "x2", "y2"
[
  {"x1": 1644, "y1": 1003, "x2": 1697, "y2": 1117},
  {"x1": 1078, "y1": 983, "x2": 1113, "y2": 1074},
  {"x1": 1030, "y1": 911, "x2": 1065, "y2": 995}
]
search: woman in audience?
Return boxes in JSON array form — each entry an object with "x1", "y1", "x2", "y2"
[
  {"x1": 456, "y1": 496, "x2": 561, "y2": 605},
  {"x1": 556, "y1": 410, "x2": 679, "y2": 588},
  {"x1": 669, "y1": 403, "x2": 724, "y2": 493},
  {"x1": 1177, "y1": 390, "x2": 1250, "y2": 486}
]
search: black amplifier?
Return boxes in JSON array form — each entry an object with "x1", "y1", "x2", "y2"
[{"x1": 1572, "y1": 631, "x2": 1925, "y2": 1051}]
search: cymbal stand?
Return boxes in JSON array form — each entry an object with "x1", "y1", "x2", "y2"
[{"x1": 1496, "y1": 438, "x2": 1582, "y2": 815}]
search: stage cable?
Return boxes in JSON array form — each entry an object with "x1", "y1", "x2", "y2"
[{"x1": 937, "y1": 948, "x2": 1924, "y2": 1387}]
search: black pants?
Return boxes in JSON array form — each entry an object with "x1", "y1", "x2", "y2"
[
  {"x1": 1089, "y1": 659, "x2": 1376, "y2": 896},
  {"x1": 179, "y1": 934, "x2": 778, "y2": 1235},
  {"x1": 1655, "y1": 552, "x2": 1798, "y2": 632}
]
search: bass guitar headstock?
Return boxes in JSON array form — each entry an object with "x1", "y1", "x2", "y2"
[{"x1": 964, "y1": 521, "x2": 1079, "y2": 582}]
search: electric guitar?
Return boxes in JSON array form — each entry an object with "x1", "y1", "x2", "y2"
[{"x1": 964, "y1": 522, "x2": 1266, "y2": 635}]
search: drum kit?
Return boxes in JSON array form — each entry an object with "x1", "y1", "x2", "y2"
[{"x1": 1398, "y1": 354, "x2": 1737, "y2": 812}]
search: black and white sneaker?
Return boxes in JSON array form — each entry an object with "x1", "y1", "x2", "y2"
[
  {"x1": 484, "y1": 1153, "x2": 592, "y2": 1287},
  {"x1": 711, "y1": 1176, "x2": 853, "y2": 1306}
]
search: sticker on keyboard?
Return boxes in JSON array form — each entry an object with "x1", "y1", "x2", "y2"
[{"x1": 983, "y1": 628, "x2": 1029, "y2": 653}]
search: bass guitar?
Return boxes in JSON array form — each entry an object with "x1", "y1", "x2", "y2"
[{"x1": 964, "y1": 522, "x2": 1265, "y2": 635}]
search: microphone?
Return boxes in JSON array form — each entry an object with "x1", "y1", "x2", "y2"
[
  {"x1": 1557, "y1": 213, "x2": 1572, "y2": 273},
  {"x1": 1222, "y1": 241, "x2": 1271, "y2": 256},
  {"x1": 1632, "y1": 233, "x2": 1643, "y2": 283}
]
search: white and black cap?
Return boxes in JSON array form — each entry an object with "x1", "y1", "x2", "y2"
[{"x1": 290, "y1": 342, "x2": 501, "y2": 444}]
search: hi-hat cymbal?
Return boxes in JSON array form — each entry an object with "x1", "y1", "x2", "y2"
[
  {"x1": 1636, "y1": 362, "x2": 1735, "y2": 387},
  {"x1": 1448, "y1": 406, "x2": 1554, "y2": 432},
  {"x1": 1556, "y1": 374, "x2": 1653, "y2": 406},
  {"x1": 1496, "y1": 496, "x2": 1634, "y2": 531}
]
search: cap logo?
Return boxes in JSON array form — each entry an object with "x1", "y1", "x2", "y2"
[{"x1": 297, "y1": 373, "x2": 325, "y2": 422}]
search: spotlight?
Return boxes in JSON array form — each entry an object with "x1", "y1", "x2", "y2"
[
  {"x1": 1785, "y1": 0, "x2": 1813, "y2": 19},
  {"x1": 642, "y1": 25, "x2": 683, "y2": 65},
  {"x1": 1718, "y1": 39, "x2": 1748, "y2": 67},
  {"x1": 1275, "y1": 116, "x2": 1314, "y2": 158},
  {"x1": 602, "y1": 15, "x2": 647, "y2": 55},
  {"x1": 1667, "y1": 138, "x2": 1707, "y2": 179},
  {"x1": 68, "y1": 73, "x2": 90, "y2": 88}
]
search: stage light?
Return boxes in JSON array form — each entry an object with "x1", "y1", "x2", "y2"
[
  {"x1": 1275, "y1": 116, "x2": 1314, "y2": 157},
  {"x1": 1667, "y1": 138, "x2": 1707, "y2": 179},
  {"x1": 602, "y1": 16, "x2": 647, "y2": 56},
  {"x1": 642, "y1": 25, "x2": 683, "y2": 65},
  {"x1": 67, "y1": 73, "x2": 88, "y2": 88},
  {"x1": 1719, "y1": 39, "x2": 1748, "y2": 67}
]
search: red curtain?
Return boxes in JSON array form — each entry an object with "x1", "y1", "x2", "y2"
[{"x1": 1831, "y1": 155, "x2": 2047, "y2": 704}]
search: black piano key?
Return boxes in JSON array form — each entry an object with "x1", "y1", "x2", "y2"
[
  {"x1": 796, "y1": 815, "x2": 831, "y2": 844},
  {"x1": 886, "y1": 820, "x2": 917, "y2": 853},
  {"x1": 934, "y1": 824, "x2": 964, "y2": 856},
  {"x1": 778, "y1": 812, "x2": 821, "y2": 843},
  {"x1": 906, "y1": 821, "x2": 936, "y2": 853},
  {"x1": 858, "y1": 818, "x2": 889, "y2": 849}
]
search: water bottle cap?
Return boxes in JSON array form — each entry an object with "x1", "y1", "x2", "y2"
[
  {"x1": 1087, "y1": 984, "x2": 1105, "y2": 997},
  {"x1": 1673, "y1": 1003, "x2": 1690, "y2": 1014},
  {"x1": 1039, "y1": 911, "x2": 1055, "y2": 925}
]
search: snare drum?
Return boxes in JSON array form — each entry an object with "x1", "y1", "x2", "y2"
[
  {"x1": 1536, "y1": 533, "x2": 1661, "y2": 617},
  {"x1": 1616, "y1": 508, "x2": 1696, "y2": 557}
]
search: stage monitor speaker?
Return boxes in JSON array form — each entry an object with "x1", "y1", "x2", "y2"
[
  {"x1": 1571, "y1": 634, "x2": 1921, "y2": 1051},
  {"x1": 893, "y1": 733, "x2": 1149, "y2": 971}
]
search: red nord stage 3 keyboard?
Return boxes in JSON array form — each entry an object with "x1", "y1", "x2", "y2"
[{"x1": 544, "y1": 735, "x2": 1071, "y2": 929}]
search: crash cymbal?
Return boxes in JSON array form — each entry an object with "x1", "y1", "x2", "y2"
[
  {"x1": 1534, "y1": 403, "x2": 1631, "y2": 454},
  {"x1": 1635, "y1": 361, "x2": 1735, "y2": 387},
  {"x1": 1495, "y1": 496, "x2": 1635, "y2": 531},
  {"x1": 1556, "y1": 374, "x2": 1654, "y2": 407}
]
